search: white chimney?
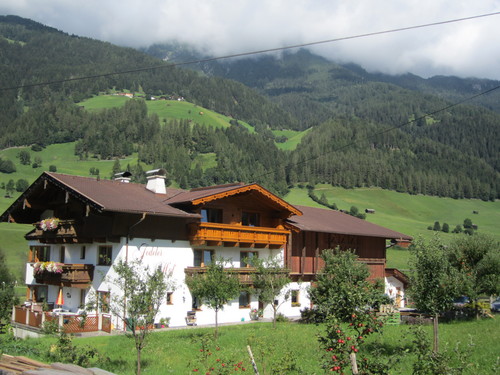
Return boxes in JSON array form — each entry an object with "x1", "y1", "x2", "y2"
[
  {"x1": 114, "y1": 171, "x2": 132, "y2": 183},
  {"x1": 146, "y1": 169, "x2": 167, "y2": 194}
]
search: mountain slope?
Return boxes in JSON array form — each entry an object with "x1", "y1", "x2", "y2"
[
  {"x1": 155, "y1": 47, "x2": 500, "y2": 175},
  {"x1": 0, "y1": 16, "x2": 498, "y2": 201}
]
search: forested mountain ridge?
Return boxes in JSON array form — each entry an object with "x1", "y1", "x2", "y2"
[
  {"x1": 0, "y1": 15, "x2": 297, "y2": 148},
  {"x1": 0, "y1": 16, "x2": 498, "y2": 201},
  {"x1": 145, "y1": 44, "x2": 500, "y2": 188}
]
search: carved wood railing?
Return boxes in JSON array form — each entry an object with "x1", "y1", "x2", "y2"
[
  {"x1": 189, "y1": 222, "x2": 289, "y2": 249},
  {"x1": 185, "y1": 266, "x2": 289, "y2": 285},
  {"x1": 33, "y1": 263, "x2": 94, "y2": 288}
]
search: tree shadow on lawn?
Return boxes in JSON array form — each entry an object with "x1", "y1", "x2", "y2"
[{"x1": 363, "y1": 338, "x2": 412, "y2": 357}]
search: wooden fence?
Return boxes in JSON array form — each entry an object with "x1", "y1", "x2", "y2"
[{"x1": 12, "y1": 306, "x2": 111, "y2": 334}]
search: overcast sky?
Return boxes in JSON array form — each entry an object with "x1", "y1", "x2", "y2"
[{"x1": 1, "y1": 0, "x2": 500, "y2": 80}]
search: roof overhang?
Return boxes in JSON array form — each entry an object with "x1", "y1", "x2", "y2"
[{"x1": 190, "y1": 183, "x2": 302, "y2": 217}]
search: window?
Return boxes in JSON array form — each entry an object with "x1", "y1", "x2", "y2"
[
  {"x1": 29, "y1": 285, "x2": 48, "y2": 303},
  {"x1": 242, "y1": 211, "x2": 260, "y2": 227},
  {"x1": 30, "y1": 246, "x2": 50, "y2": 262},
  {"x1": 80, "y1": 246, "x2": 86, "y2": 260},
  {"x1": 59, "y1": 246, "x2": 66, "y2": 263},
  {"x1": 291, "y1": 290, "x2": 300, "y2": 307},
  {"x1": 98, "y1": 291, "x2": 110, "y2": 313},
  {"x1": 79, "y1": 289, "x2": 87, "y2": 308},
  {"x1": 166, "y1": 292, "x2": 173, "y2": 305},
  {"x1": 194, "y1": 249, "x2": 214, "y2": 267},
  {"x1": 239, "y1": 291, "x2": 251, "y2": 308},
  {"x1": 240, "y1": 251, "x2": 258, "y2": 267},
  {"x1": 98, "y1": 246, "x2": 112, "y2": 266},
  {"x1": 201, "y1": 208, "x2": 223, "y2": 223}
]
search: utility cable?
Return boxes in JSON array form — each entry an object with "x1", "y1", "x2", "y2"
[{"x1": 1, "y1": 11, "x2": 499, "y2": 92}]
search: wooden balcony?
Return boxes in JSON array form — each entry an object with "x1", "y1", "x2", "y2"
[
  {"x1": 34, "y1": 264, "x2": 94, "y2": 288},
  {"x1": 189, "y1": 222, "x2": 289, "y2": 249},
  {"x1": 185, "y1": 266, "x2": 289, "y2": 285}
]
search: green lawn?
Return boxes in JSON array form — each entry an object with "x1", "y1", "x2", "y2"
[
  {"x1": 79, "y1": 96, "x2": 254, "y2": 131},
  {"x1": 3, "y1": 319, "x2": 498, "y2": 374}
]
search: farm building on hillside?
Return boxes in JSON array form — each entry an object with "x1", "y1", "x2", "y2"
[{"x1": 1, "y1": 171, "x2": 411, "y2": 336}]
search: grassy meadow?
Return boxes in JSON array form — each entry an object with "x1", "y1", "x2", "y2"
[
  {"x1": 79, "y1": 96, "x2": 255, "y2": 131},
  {"x1": 2, "y1": 319, "x2": 498, "y2": 374}
]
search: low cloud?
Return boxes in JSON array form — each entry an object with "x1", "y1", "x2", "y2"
[{"x1": 1, "y1": 0, "x2": 500, "y2": 79}]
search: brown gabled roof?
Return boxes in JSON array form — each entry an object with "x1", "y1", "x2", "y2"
[
  {"x1": 1, "y1": 172, "x2": 198, "y2": 223},
  {"x1": 46, "y1": 172, "x2": 197, "y2": 217},
  {"x1": 286, "y1": 205, "x2": 412, "y2": 240},
  {"x1": 165, "y1": 182, "x2": 302, "y2": 216}
]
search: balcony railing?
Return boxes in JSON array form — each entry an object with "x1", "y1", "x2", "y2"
[
  {"x1": 189, "y1": 222, "x2": 289, "y2": 249},
  {"x1": 27, "y1": 219, "x2": 78, "y2": 240},
  {"x1": 185, "y1": 266, "x2": 289, "y2": 285},
  {"x1": 33, "y1": 263, "x2": 94, "y2": 288},
  {"x1": 12, "y1": 306, "x2": 111, "y2": 334}
]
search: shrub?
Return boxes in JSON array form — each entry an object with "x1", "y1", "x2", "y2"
[
  {"x1": 442, "y1": 223, "x2": 450, "y2": 233},
  {"x1": 49, "y1": 165, "x2": 57, "y2": 172},
  {"x1": 15, "y1": 179, "x2": 29, "y2": 192},
  {"x1": 275, "y1": 313, "x2": 289, "y2": 323},
  {"x1": 0, "y1": 158, "x2": 16, "y2": 173}
]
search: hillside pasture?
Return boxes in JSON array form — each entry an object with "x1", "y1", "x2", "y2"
[
  {"x1": 78, "y1": 96, "x2": 255, "y2": 131},
  {"x1": 273, "y1": 128, "x2": 311, "y2": 150}
]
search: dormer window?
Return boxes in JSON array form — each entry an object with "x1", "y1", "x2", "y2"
[
  {"x1": 242, "y1": 211, "x2": 260, "y2": 227},
  {"x1": 201, "y1": 208, "x2": 223, "y2": 223}
]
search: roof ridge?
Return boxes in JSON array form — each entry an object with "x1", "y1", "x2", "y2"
[{"x1": 189, "y1": 182, "x2": 247, "y2": 192}]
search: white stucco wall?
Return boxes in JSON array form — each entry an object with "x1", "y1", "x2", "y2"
[
  {"x1": 384, "y1": 276, "x2": 406, "y2": 308},
  {"x1": 25, "y1": 238, "x2": 310, "y2": 328}
]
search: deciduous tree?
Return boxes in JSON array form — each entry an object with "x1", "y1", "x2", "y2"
[
  {"x1": 106, "y1": 259, "x2": 175, "y2": 375},
  {"x1": 446, "y1": 234, "x2": 500, "y2": 318},
  {"x1": 185, "y1": 258, "x2": 240, "y2": 339},
  {"x1": 409, "y1": 236, "x2": 461, "y2": 352},
  {"x1": 250, "y1": 256, "x2": 291, "y2": 329}
]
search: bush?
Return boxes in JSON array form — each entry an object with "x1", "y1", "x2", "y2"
[
  {"x1": 0, "y1": 158, "x2": 16, "y2": 173},
  {"x1": 433, "y1": 221, "x2": 441, "y2": 231},
  {"x1": 15, "y1": 179, "x2": 29, "y2": 192},
  {"x1": 275, "y1": 313, "x2": 289, "y2": 322},
  {"x1": 48, "y1": 332, "x2": 107, "y2": 368},
  {"x1": 49, "y1": 165, "x2": 57, "y2": 172},
  {"x1": 41, "y1": 319, "x2": 60, "y2": 335},
  {"x1": 299, "y1": 307, "x2": 325, "y2": 324}
]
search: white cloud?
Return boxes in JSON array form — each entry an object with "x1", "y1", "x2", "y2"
[{"x1": 1, "y1": 0, "x2": 500, "y2": 79}]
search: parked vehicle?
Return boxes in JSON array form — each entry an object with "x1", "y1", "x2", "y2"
[
  {"x1": 452, "y1": 296, "x2": 471, "y2": 308},
  {"x1": 491, "y1": 297, "x2": 500, "y2": 313}
]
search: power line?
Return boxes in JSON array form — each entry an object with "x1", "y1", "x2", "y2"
[{"x1": 1, "y1": 11, "x2": 499, "y2": 92}]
